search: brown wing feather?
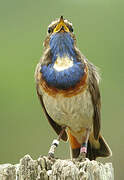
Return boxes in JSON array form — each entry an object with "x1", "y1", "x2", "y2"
[
  {"x1": 86, "y1": 60, "x2": 101, "y2": 140},
  {"x1": 36, "y1": 87, "x2": 68, "y2": 141},
  {"x1": 74, "y1": 49, "x2": 101, "y2": 140}
]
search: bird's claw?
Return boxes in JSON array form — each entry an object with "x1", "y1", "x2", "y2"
[
  {"x1": 76, "y1": 152, "x2": 87, "y2": 162},
  {"x1": 48, "y1": 152, "x2": 55, "y2": 159}
]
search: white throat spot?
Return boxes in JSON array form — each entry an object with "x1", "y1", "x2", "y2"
[{"x1": 53, "y1": 56, "x2": 73, "y2": 71}]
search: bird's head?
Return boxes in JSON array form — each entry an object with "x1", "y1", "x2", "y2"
[
  {"x1": 44, "y1": 16, "x2": 75, "y2": 48},
  {"x1": 41, "y1": 16, "x2": 85, "y2": 90},
  {"x1": 43, "y1": 16, "x2": 78, "y2": 70}
]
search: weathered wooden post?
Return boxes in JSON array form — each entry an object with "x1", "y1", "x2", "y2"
[{"x1": 0, "y1": 154, "x2": 114, "y2": 180}]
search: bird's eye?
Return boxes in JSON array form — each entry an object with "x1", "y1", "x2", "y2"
[
  {"x1": 48, "y1": 27, "x2": 52, "y2": 33},
  {"x1": 69, "y1": 26, "x2": 73, "y2": 32}
]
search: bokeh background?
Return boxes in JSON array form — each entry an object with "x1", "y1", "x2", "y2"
[{"x1": 0, "y1": 0, "x2": 124, "y2": 179}]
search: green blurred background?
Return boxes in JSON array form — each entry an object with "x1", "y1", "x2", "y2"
[{"x1": 0, "y1": 0, "x2": 123, "y2": 179}]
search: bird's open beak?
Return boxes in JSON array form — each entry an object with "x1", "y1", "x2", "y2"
[{"x1": 53, "y1": 16, "x2": 69, "y2": 33}]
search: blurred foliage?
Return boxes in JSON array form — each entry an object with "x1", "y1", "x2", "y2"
[{"x1": 0, "y1": 0, "x2": 124, "y2": 179}]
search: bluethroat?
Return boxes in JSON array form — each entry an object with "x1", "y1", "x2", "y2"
[{"x1": 35, "y1": 16, "x2": 112, "y2": 160}]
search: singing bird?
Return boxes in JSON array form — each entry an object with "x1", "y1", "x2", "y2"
[{"x1": 35, "y1": 16, "x2": 112, "y2": 160}]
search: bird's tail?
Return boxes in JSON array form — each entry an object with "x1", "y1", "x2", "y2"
[{"x1": 68, "y1": 131, "x2": 112, "y2": 160}]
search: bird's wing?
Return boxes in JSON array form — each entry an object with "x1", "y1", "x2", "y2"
[
  {"x1": 86, "y1": 60, "x2": 101, "y2": 140},
  {"x1": 35, "y1": 63, "x2": 68, "y2": 141}
]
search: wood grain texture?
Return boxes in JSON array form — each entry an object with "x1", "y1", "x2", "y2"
[{"x1": 0, "y1": 155, "x2": 114, "y2": 180}]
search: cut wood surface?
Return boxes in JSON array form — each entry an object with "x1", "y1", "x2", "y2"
[{"x1": 0, "y1": 154, "x2": 114, "y2": 180}]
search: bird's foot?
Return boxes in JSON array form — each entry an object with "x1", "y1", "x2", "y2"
[
  {"x1": 75, "y1": 152, "x2": 86, "y2": 162},
  {"x1": 75, "y1": 144, "x2": 87, "y2": 162},
  {"x1": 48, "y1": 152, "x2": 55, "y2": 159}
]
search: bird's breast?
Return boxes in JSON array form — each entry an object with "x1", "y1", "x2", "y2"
[
  {"x1": 41, "y1": 61, "x2": 85, "y2": 90},
  {"x1": 40, "y1": 61, "x2": 88, "y2": 97},
  {"x1": 36, "y1": 62, "x2": 94, "y2": 143},
  {"x1": 42, "y1": 87, "x2": 94, "y2": 135}
]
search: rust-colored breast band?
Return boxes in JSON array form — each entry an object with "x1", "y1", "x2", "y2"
[{"x1": 39, "y1": 64, "x2": 88, "y2": 98}]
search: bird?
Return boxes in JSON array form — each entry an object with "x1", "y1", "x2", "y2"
[{"x1": 35, "y1": 16, "x2": 112, "y2": 160}]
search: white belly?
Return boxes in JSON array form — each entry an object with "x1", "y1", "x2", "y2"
[{"x1": 42, "y1": 88, "x2": 94, "y2": 134}]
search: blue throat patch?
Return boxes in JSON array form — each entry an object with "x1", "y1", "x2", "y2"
[
  {"x1": 41, "y1": 33, "x2": 85, "y2": 90},
  {"x1": 50, "y1": 33, "x2": 76, "y2": 62}
]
